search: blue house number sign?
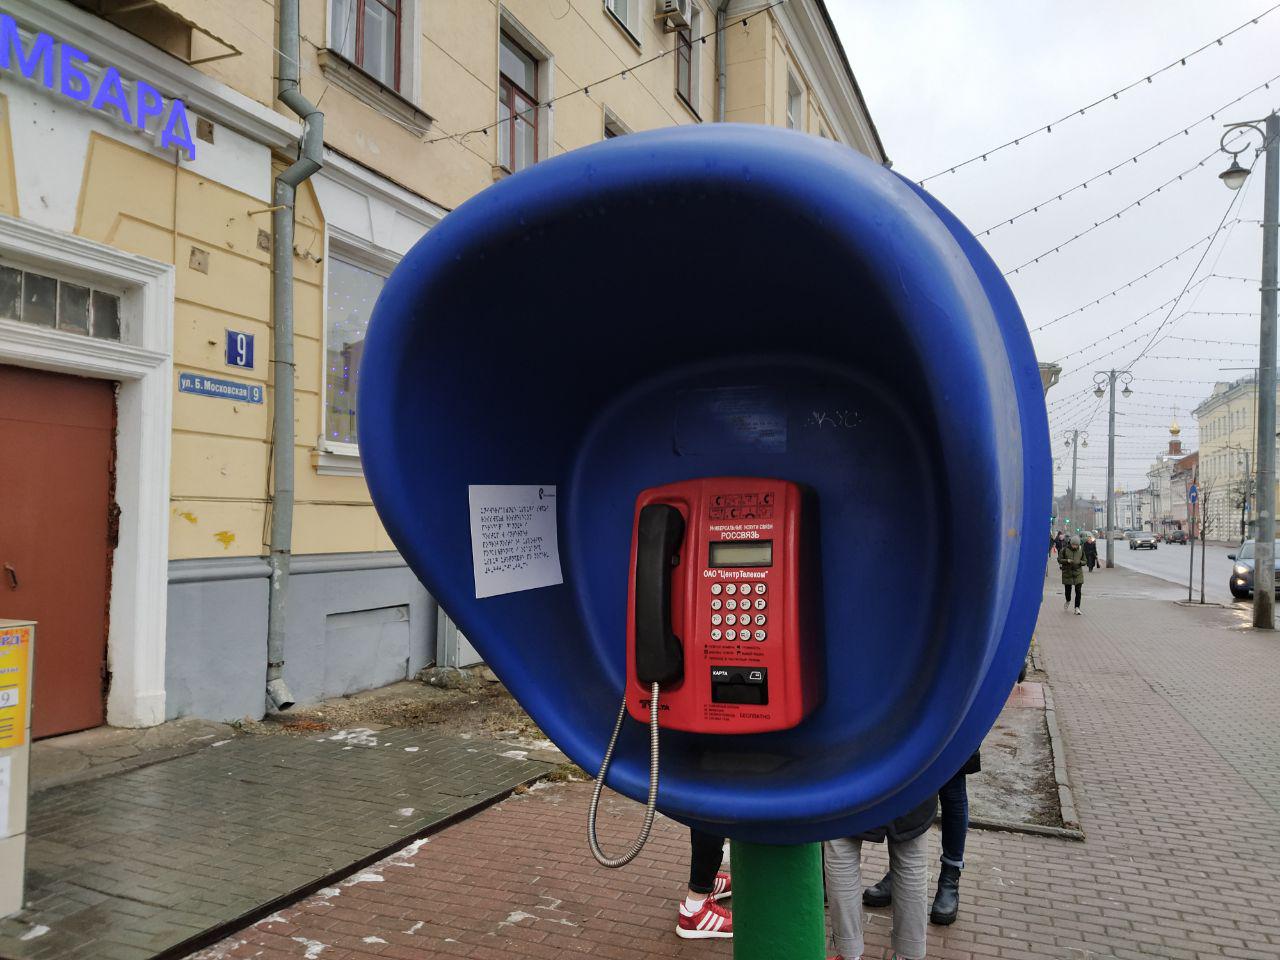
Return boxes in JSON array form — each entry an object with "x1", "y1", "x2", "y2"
[{"x1": 225, "y1": 330, "x2": 254, "y2": 369}]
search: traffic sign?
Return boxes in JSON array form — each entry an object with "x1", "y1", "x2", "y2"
[{"x1": 1189, "y1": 483, "x2": 1198, "y2": 504}]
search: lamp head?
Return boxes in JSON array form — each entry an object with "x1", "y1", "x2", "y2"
[
  {"x1": 1122, "y1": 384, "x2": 1133, "y2": 398},
  {"x1": 1094, "y1": 386, "x2": 1105, "y2": 398},
  {"x1": 1220, "y1": 157, "x2": 1249, "y2": 191}
]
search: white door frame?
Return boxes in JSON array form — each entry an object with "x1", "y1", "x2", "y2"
[{"x1": 0, "y1": 215, "x2": 173, "y2": 728}]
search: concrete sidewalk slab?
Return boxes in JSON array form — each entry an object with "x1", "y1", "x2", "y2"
[{"x1": 0, "y1": 727, "x2": 555, "y2": 960}]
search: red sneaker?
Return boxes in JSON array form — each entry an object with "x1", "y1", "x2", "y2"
[
  {"x1": 711, "y1": 872, "x2": 732, "y2": 901},
  {"x1": 676, "y1": 897, "x2": 733, "y2": 939}
]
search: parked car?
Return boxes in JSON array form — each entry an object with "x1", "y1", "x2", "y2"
[
  {"x1": 1228, "y1": 540, "x2": 1280, "y2": 599},
  {"x1": 1128, "y1": 531, "x2": 1157, "y2": 550},
  {"x1": 1167, "y1": 529, "x2": 1188, "y2": 545}
]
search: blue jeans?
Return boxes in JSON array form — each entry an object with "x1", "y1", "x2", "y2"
[{"x1": 938, "y1": 770, "x2": 969, "y2": 869}]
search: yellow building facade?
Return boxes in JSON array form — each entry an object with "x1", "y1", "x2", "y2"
[
  {"x1": 0, "y1": 0, "x2": 883, "y2": 729},
  {"x1": 1193, "y1": 376, "x2": 1280, "y2": 542}
]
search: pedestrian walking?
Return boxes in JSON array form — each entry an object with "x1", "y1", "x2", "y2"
[
  {"x1": 676, "y1": 829, "x2": 732, "y2": 939},
  {"x1": 824, "y1": 795, "x2": 935, "y2": 960},
  {"x1": 1083, "y1": 534, "x2": 1098, "y2": 572},
  {"x1": 862, "y1": 752, "x2": 980, "y2": 926},
  {"x1": 1059, "y1": 534, "x2": 1085, "y2": 614}
]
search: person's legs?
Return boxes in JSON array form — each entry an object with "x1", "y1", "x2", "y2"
[
  {"x1": 823, "y1": 838, "x2": 865, "y2": 960},
  {"x1": 1074, "y1": 582, "x2": 1083, "y2": 611},
  {"x1": 938, "y1": 772, "x2": 968, "y2": 869},
  {"x1": 687, "y1": 829, "x2": 724, "y2": 897},
  {"x1": 1063, "y1": 584, "x2": 1071, "y2": 609},
  {"x1": 933, "y1": 773, "x2": 968, "y2": 925},
  {"x1": 887, "y1": 833, "x2": 928, "y2": 960}
]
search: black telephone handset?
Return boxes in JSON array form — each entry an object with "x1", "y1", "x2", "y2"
[{"x1": 633, "y1": 504, "x2": 685, "y2": 687}]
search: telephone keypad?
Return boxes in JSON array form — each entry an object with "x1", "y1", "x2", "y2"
[
  {"x1": 710, "y1": 598, "x2": 722, "y2": 610},
  {"x1": 711, "y1": 613, "x2": 723, "y2": 626},
  {"x1": 710, "y1": 628, "x2": 722, "y2": 641},
  {"x1": 725, "y1": 598, "x2": 737, "y2": 610},
  {"x1": 755, "y1": 583, "x2": 767, "y2": 595},
  {"x1": 725, "y1": 584, "x2": 738, "y2": 595},
  {"x1": 754, "y1": 613, "x2": 766, "y2": 626},
  {"x1": 725, "y1": 628, "x2": 737, "y2": 641},
  {"x1": 711, "y1": 583, "x2": 723, "y2": 595},
  {"x1": 754, "y1": 629, "x2": 767, "y2": 641},
  {"x1": 754, "y1": 597, "x2": 766, "y2": 610}
]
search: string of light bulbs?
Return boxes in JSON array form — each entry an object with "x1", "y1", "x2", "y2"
[
  {"x1": 1003, "y1": 149, "x2": 1219, "y2": 276},
  {"x1": 918, "y1": 4, "x2": 1280, "y2": 184},
  {"x1": 979, "y1": 71, "x2": 1280, "y2": 237}
]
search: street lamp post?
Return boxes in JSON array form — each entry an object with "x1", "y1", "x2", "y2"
[
  {"x1": 1219, "y1": 113, "x2": 1278, "y2": 629},
  {"x1": 1061, "y1": 430, "x2": 1088, "y2": 529},
  {"x1": 1095, "y1": 370, "x2": 1134, "y2": 569}
]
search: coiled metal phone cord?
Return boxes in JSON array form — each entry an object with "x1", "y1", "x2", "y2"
[{"x1": 587, "y1": 681, "x2": 661, "y2": 868}]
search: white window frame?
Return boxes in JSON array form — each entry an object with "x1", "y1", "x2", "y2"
[
  {"x1": 318, "y1": 228, "x2": 399, "y2": 473},
  {"x1": 0, "y1": 214, "x2": 173, "y2": 728},
  {"x1": 603, "y1": 105, "x2": 632, "y2": 139},
  {"x1": 786, "y1": 69, "x2": 803, "y2": 130},
  {"x1": 497, "y1": 11, "x2": 554, "y2": 172},
  {"x1": 604, "y1": 0, "x2": 642, "y2": 46}
]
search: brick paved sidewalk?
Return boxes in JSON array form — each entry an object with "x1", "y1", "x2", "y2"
[
  {"x1": 0, "y1": 727, "x2": 555, "y2": 960},
  {"x1": 193, "y1": 564, "x2": 1280, "y2": 960}
]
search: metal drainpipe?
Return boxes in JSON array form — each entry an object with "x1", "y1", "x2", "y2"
[
  {"x1": 266, "y1": 0, "x2": 324, "y2": 711},
  {"x1": 717, "y1": 0, "x2": 731, "y2": 122}
]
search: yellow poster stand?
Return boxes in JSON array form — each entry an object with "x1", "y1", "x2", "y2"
[{"x1": 0, "y1": 619, "x2": 34, "y2": 918}]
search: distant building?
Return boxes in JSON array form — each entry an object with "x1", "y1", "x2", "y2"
[
  {"x1": 1146, "y1": 419, "x2": 1188, "y2": 534},
  {"x1": 1171, "y1": 451, "x2": 1199, "y2": 537},
  {"x1": 1194, "y1": 377, "x2": 1280, "y2": 541}
]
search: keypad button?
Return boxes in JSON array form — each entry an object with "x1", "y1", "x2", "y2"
[
  {"x1": 711, "y1": 598, "x2": 722, "y2": 610},
  {"x1": 725, "y1": 629, "x2": 737, "y2": 641},
  {"x1": 755, "y1": 583, "x2": 767, "y2": 595},
  {"x1": 725, "y1": 584, "x2": 738, "y2": 595},
  {"x1": 754, "y1": 629, "x2": 767, "y2": 641},
  {"x1": 754, "y1": 614, "x2": 766, "y2": 626},
  {"x1": 725, "y1": 599, "x2": 737, "y2": 611},
  {"x1": 710, "y1": 628, "x2": 722, "y2": 641},
  {"x1": 711, "y1": 583, "x2": 723, "y2": 595},
  {"x1": 727, "y1": 613, "x2": 739, "y2": 626},
  {"x1": 754, "y1": 598, "x2": 766, "y2": 610},
  {"x1": 711, "y1": 613, "x2": 722, "y2": 625}
]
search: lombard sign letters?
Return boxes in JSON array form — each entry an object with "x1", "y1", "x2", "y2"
[{"x1": 0, "y1": 12, "x2": 196, "y2": 160}]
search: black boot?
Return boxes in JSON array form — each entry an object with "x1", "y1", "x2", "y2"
[
  {"x1": 862, "y1": 871, "x2": 892, "y2": 907},
  {"x1": 930, "y1": 862, "x2": 960, "y2": 925}
]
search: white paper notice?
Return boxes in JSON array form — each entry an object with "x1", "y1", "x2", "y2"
[
  {"x1": 468, "y1": 485, "x2": 564, "y2": 599},
  {"x1": 0, "y1": 755, "x2": 10, "y2": 838}
]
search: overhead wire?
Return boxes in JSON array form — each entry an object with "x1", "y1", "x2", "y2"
[
  {"x1": 918, "y1": 4, "x2": 1280, "y2": 184},
  {"x1": 979, "y1": 70, "x2": 1280, "y2": 237}
]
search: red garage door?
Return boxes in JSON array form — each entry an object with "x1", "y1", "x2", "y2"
[{"x1": 0, "y1": 364, "x2": 115, "y2": 738}]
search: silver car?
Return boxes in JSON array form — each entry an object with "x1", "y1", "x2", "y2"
[{"x1": 1128, "y1": 531, "x2": 1157, "y2": 550}]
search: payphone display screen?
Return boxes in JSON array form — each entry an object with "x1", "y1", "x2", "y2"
[{"x1": 708, "y1": 540, "x2": 773, "y2": 567}]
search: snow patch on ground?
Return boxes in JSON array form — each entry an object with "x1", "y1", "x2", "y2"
[
  {"x1": 327, "y1": 728, "x2": 380, "y2": 747},
  {"x1": 396, "y1": 807, "x2": 415, "y2": 817},
  {"x1": 255, "y1": 913, "x2": 288, "y2": 927},
  {"x1": 342, "y1": 872, "x2": 385, "y2": 886},
  {"x1": 499, "y1": 750, "x2": 528, "y2": 760},
  {"x1": 361, "y1": 936, "x2": 387, "y2": 944},
  {"x1": 405, "y1": 920, "x2": 424, "y2": 934},
  {"x1": 500, "y1": 911, "x2": 538, "y2": 926},
  {"x1": 291, "y1": 937, "x2": 327, "y2": 959},
  {"x1": 17, "y1": 925, "x2": 49, "y2": 942}
]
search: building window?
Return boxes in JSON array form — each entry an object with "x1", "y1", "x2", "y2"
[
  {"x1": 605, "y1": 0, "x2": 641, "y2": 43},
  {"x1": 332, "y1": 0, "x2": 400, "y2": 89},
  {"x1": 499, "y1": 33, "x2": 540, "y2": 172},
  {"x1": 674, "y1": 6, "x2": 702, "y2": 114},
  {"x1": 603, "y1": 108, "x2": 630, "y2": 139},
  {"x1": 0, "y1": 263, "x2": 121, "y2": 340},
  {"x1": 786, "y1": 71, "x2": 803, "y2": 130},
  {"x1": 325, "y1": 254, "x2": 388, "y2": 447}
]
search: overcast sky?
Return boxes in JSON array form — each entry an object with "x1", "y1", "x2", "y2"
[{"x1": 831, "y1": 1, "x2": 1278, "y2": 499}]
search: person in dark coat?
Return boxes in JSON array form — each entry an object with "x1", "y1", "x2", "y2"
[
  {"x1": 825, "y1": 795, "x2": 936, "y2": 960},
  {"x1": 863, "y1": 752, "x2": 981, "y2": 926},
  {"x1": 1083, "y1": 535, "x2": 1099, "y2": 572},
  {"x1": 1059, "y1": 534, "x2": 1086, "y2": 614}
]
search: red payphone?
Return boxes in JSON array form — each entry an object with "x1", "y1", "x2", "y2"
[{"x1": 589, "y1": 477, "x2": 822, "y2": 867}]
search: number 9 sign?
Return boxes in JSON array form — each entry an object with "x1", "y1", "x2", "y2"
[{"x1": 225, "y1": 330, "x2": 255, "y2": 369}]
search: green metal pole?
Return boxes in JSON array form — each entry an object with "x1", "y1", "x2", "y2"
[{"x1": 730, "y1": 840, "x2": 826, "y2": 960}]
